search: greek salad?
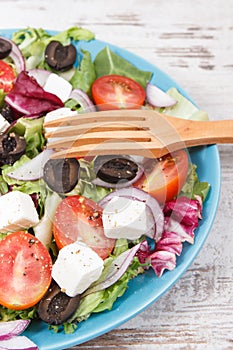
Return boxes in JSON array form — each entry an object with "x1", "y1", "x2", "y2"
[{"x1": 0, "y1": 27, "x2": 211, "y2": 347}]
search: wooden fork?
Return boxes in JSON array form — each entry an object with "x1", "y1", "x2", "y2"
[{"x1": 43, "y1": 109, "x2": 233, "y2": 159}]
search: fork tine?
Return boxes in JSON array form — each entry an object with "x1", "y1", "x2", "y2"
[
  {"x1": 49, "y1": 140, "x2": 169, "y2": 159},
  {"x1": 47, "y1": 130, "x2": 153, "y2": 149},
  {"x1": 43, "y1": 110, "x2": 146, "y2": 128},
  {"x1": 45, "y1": 123, "x2": 146, "y2": 138}
]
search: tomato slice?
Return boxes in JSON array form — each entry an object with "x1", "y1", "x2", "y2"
[
  {"x1": 134, "y1": 150, "x2": 189, "y2": 204},
  {"x1": 0, "y1": 231, "x2": 52, "y2": 310},
  {"x1": 53, "y1": 195, "x2": 116, "y2": 259},
  {"x1": 91, "y1": 74, "x2": 146, "y2": 110},
  {"x1": 0, "y1": 60, "x2": 15, "y2": 92}
]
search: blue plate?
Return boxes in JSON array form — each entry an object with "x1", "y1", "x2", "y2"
[{"x1": 0, "y1": 29, "x2": 221, "y2": 350}]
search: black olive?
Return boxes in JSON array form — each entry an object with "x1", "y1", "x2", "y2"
[
  {"x1": 44, "y1": 40, "x2": 77, "y2": 71},
  {"x1": 43, "y1": 158, "x2": 80, "y2": 193},
  {"x1": 0, "y1": 38, "x2": 12, "y2": 59},
  {"x1": 0, "y1": 132, "x2": 26, "y2": 165},
  {"x1": 38, "y1": 281, "x2": 81, "y2": 325},
  {"x1": 0, "y1": 103, "x2": 15, "y2": 123},
  {"x1": 94, "y1": 155, "x2": 139, "y2": 184}
]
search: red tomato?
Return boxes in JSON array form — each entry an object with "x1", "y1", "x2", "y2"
[
  {"x1": 91, "y1": 74, "x2": 146, "y2": 110},
  {"x1": 134, "y1": 150, "x2": 189, "y2": 204},
  {"x1": 0, "y1": 60, "x2": 15, "y2": 92},
  {"x1": 0, "y1": 231, "x2": 52, "y2": 310},
  {"x1": 53, "y1": 195, "x2": 115, "y2": 259}
]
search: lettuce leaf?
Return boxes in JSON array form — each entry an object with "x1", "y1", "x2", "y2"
[
  {"x1": 180, "y1": 163, "x2": 210, "y2": 201},
  {"x1": 67, "y1": 158, "x2": 111, "y2": 202},
  {"x1": 1, "y1": 156, "x2": 47, "y2": 217},
  {"x1": 69, "y1": 256, "x2": 143, "y2": 324},
  {"x1": 94, "y1": 46, "x2": 152, "y2": 88},
  {"x1": 69, "y1": 50, "x2": 96, "y2": 95},
  {"x1": 10, "y1": 117, "x2": 45, "y2": 157},
  {"x1": 12, "y1": 27, "x2": 95, "y2": 70},
  {"x1": 161, "y1": 87, "x2": 209, "y2": 121}
]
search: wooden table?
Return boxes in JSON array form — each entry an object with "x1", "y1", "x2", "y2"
[{"x1": 1, "y1": 0, "x2": 233, "y2": 349}]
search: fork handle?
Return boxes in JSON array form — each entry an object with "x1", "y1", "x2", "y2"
[{"x1": 168, "y1": 118, "x2": 233, "y2": 148}]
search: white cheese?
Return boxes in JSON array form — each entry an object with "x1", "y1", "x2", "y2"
[
  {"x1": 102, "y1": 196, "x2": 154, "y2": 240},
  {"x1": 0, "y1": 191, "x2": 39, "y2": 233},
  {"x1": 0, "y1": 113, "x2": 10, "y2": 133},
  {"x1": 52, "y1": 241, "x2": 104, "y2": 297},
  {"x1": 43, "y1": 73, "x2": 72, "y2": 102}
]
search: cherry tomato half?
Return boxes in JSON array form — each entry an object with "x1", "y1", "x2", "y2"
[
  {"x1": 134, "y1": 150, "x2": 189, "y2": 204},
  {"x1": 0, "y1": 231, "x2": 52, "y2": 310},
  {"x1": 53, "y1": 195, "x2": 116, "y2": 259},
  {"x1": 91, "y1": 74, "x2": 146, "y2": 110},
  {"x1": 0, "y1": 60, "x2": 15, "y2": 92}
]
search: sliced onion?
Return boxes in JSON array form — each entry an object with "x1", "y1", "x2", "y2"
[
  {"x1": 0, "y1": 320, "x2": 30, "y2": 341},
  {"x1": 0, "y1": 335, "x2": 38, "y2": 350},
  {"x1": 0, "y1": 36, "x2": 25, "y2": 74},
  {"x1": 27, "y1": 69, "x2": 51, "y2": 87},
  {"x1": 99, "y1": 187, "x2": 164, "y2": 241},
  {"x1": 83, "y1": 242, "x2": 142, "y2": 296},
  {"x1": 6, "y1": 149, "x2": 54, "y2": 181},
  {"x1": 69, "y1": 89, "x2": 96, "y2": 112},
  {"x1": 146, "y1": 82, "x2": 177, "y2": 108}
]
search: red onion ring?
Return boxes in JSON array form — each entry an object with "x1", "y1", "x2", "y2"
[
  {"x1": 6, "y1": 149, "x2": 54, "y2": 181},
  {"x1": 83, "y1": 242, "x2": 142, "y2": 296},
  {"x1": 69, "y1": 88, "x2": 96, "y2": 112},
  {"x1": 0, "y1": 36, "x2": 26, "y2": 74},
  {"x1": 146, "y1": 82, "x2": 177, "y2": 108},
  {"x1": 0, "y1": 320, "x2": 30, "y2": 341},
  {"x1": 99, "y1": 187, "x2": 164, "y2": 241},
  {"x1": 0, "y1": 335, "x2": 38, "y2": 350}
]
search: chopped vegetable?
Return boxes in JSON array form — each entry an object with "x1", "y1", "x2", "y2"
[{"x1": 5, "y1": 71, "x2": 63, "y2": 116}]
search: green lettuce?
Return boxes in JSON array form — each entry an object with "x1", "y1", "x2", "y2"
[
  {"x1": 0, "y1": 89, "x2": 6, "y2": 108},
  {"x1": 180, "y1": 163, "x2": 210, "y2": 201},
  {"x1": 67, "y1": 158, "x2": 111, "y2": 202},
  {"x1": 94, "y1": 46, "x2": 152, "y2": 88},
  {"x1": 12, "y1": 27, "x2": 95, "y2": 70},
  {"x1": 161, "y1": 87, "x2": 209, "y2": 121},
  {"x1": 10, "y1": 117, "x2": 45, "y2": 158},
  {"x1": 1, "y1": 156, "x2": 47, "y2": 217},
  {"x1": 69, "y1": 49, "x2": 96, "y2": 95},
  {"x1": 0, "y1": 305, "x2": 38, "y2": 322},
  {"x1": 68, "y1": 256, "x2": 143, "y2": 324}
]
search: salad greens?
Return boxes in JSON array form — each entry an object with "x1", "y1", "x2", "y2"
[
  {"x1": 69, "y1": 49, "x2": 96, "y2": 95},
  {"x1": 0, "y1": 26, "x2": 211, "y2": 336},
  {"x1": 12, "y1": 27, "x2": 95, "y2": 70},
  {"x1": 94, "y1": 46, "x2": 152, "y2": 88}
]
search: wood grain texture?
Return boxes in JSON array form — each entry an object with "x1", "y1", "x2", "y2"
[{"x1": 0, "y1": 0, "x2": 233, "y2": 349}]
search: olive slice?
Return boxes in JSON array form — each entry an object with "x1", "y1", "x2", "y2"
[
  {"x1": 0, "y1": 38, "x2": 12, "y2": 59},
  {"x1": 95, "y1": 155, "x2": 139, "y2": 184},
  {"x1": 45, "y1": 40, "x2": 77, "y2": 71},
  {"x1": 37, "y1": 281, "x2": 81, "y2": 325},
  {"x1": 43, "y1": 158, "x2": 80, "y2": 193},
  {"x1": 0, "y1": 103, "x2": 15, "y2": 123},
  {"x1": 0, "y1": 132, "x2": 26, "y2": 165}
]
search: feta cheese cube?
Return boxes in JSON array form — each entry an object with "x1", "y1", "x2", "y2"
[
  {"x1": 52, "y1": 241, "x2": 104, "y2": 297},
  {"x1": 102, "y1": 196, "x2": 154, "y2": 240},
  {"x1": 0, "y1": 113, "x2": 10, "y2": 133},
  {"x1": 43, "y1": 73, "x2": 72, "y2": 102},
  {"x1": 0, "y1": 191, "x2": 39, "y2": 233}
]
